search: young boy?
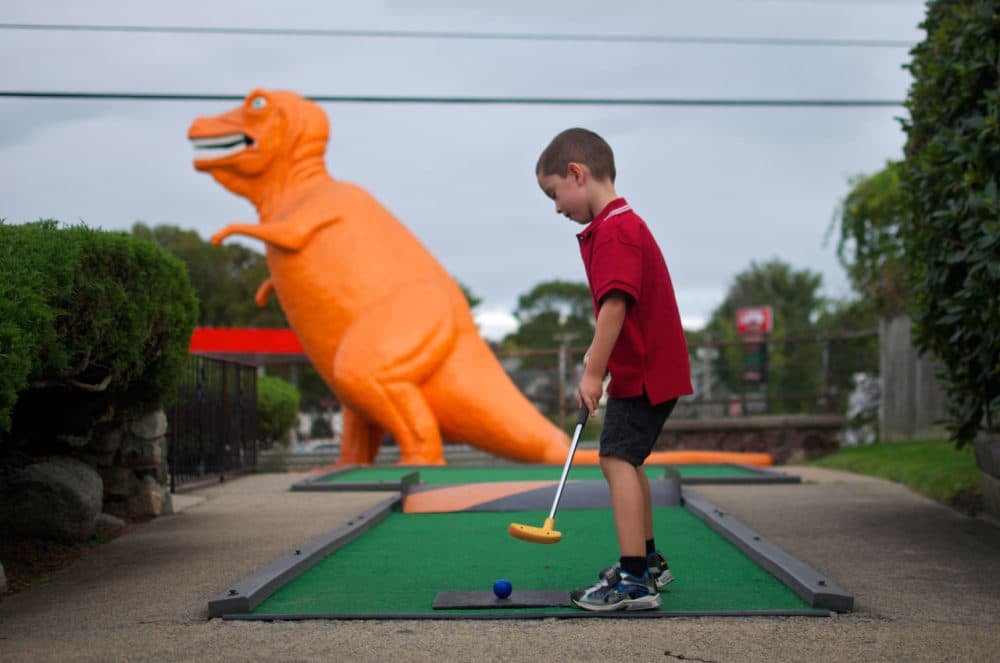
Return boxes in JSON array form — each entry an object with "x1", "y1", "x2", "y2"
[{"x1": 535, "y1": 128, "x2": 693, "y2": 611}]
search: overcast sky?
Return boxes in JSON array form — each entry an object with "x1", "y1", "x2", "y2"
[{"x1": 0, "y1": 0, "x2": 926, "y2": 339}]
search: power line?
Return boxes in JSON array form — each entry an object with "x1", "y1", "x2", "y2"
[
  {"x1": 0, "y1": 22, "x2": 915, "y2": 48},
  {"x1": 0, "y1": 91, "x2": 904, "y2": 107}
]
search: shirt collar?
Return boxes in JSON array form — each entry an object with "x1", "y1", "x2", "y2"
[{"x1": 577, "y1": 197, "x2": 630, "y2": 241}]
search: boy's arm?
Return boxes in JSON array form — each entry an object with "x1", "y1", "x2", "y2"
[{"x1": 579, "y1": 291, "x2": 628, "y2": 414}]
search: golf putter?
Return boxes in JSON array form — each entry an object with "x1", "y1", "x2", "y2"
[{"x1": 508, "y1": 403, "x2": 590, "y2": 544}]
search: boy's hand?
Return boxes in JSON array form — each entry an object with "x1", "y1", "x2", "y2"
[{"x1": 578, "y1": 373, "x2": 604, "y2": 415}]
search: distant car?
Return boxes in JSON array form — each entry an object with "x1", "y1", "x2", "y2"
[{"x1": 292, "y1": 439, "x2": 340, "y2": 454}]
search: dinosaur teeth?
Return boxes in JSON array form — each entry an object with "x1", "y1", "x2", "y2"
[{"x1": 191, "y1": 133, "x2": 253, "y2": 159}]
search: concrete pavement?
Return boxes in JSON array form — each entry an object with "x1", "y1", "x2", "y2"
[{"x1": 1, "y1": 467, "x2": 998, "y2": 662}]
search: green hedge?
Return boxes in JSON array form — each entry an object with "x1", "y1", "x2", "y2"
[
  {"x1": 257, "y1": 375, "x2": 301, "y2": 448},
  {"x1": 901, "y1": 0, "x2": 1000, "y2": 445},
  {"x1": 0, "y1": 221, "x2": 198, "y2": 439}
]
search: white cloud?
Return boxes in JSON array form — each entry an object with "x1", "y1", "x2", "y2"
[{"x1": 475, "y1": 308, "x2": 519, "y2": 342}]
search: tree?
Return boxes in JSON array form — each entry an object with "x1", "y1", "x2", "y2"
[
  {"x1": 702, "y1": 260, "x2": 827, "y2": 413},
  {"x1": 830, "y1": 161, "x2": 910, "y2": 317},
  {"x1": 502, "y1": 280, "x2": 593, "y2": 369},
  {"x1": 900, "y1": 0, "x2": 999, "y2": 446},
  {"x1": 457, "y1": 280, "x2": 481, "y2": 310},
  {"x1": 131, "y1": 224, "x2": 287, "y2": 327}
]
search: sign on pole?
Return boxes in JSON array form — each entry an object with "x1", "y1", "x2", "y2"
[
  {"x1": 736, "y1": 306, "x2": 774, "y2": 335},
  {"x1": 736, "y1": 306, "x2": 773, "y2": 415}
]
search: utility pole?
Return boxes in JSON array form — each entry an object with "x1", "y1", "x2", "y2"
[{"x1": 554, "y1": 332, "x2": 579, "y2": 430}]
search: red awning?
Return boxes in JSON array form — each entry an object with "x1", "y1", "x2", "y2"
[{"x1": 189, "y1": 327, "x2": 305, "y2": 355}]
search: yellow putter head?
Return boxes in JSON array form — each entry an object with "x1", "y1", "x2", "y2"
[
  {"x1": 508, "y1": 517, "x2": 562, "y2": 544},
  {"x1": 507, "y1": 404, "x2": 590, "y2": 545}
]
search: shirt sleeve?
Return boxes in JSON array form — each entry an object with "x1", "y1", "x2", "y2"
[{"x1": 589, "y1": 225, "x2": 641, "y2": 305}]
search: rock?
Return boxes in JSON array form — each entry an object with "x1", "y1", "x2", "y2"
[
  {"x1": 126, "y1": 475, "x2": 166, "y2": 519},
  {"x1": 99, "y1": 466, "x2": 134, "y2": 497},
  {"x1": 80, "y1": 425, "x2": 123, "y2": 467},
  {"x1": 79, "y1": 450, "x2": 117, "y2": 469},
  {"x1": 0, "y1": 457, "x2": 103, "y2": 543},
  {"x1": 102, "y1": 501, "x2": 128, "y2": 521},
  {"x1": 121, "y1": 438, "x2": 164, "y2": 468},
  {"x1": 129, "y1": 410, "x2": 167, "y2": 440},
  {"x1": 89, "y1": 427, "x2": 123, "y2": 455},
  {"x1": 160, "y1": 490, "x2": 174, "y2": 516},
  {"x1": 0, "y1": 561, "x2": 6, "y2": 593},
  {"x1": 57, "y1": 432, "x2": 92, "y2": 448},
  {"x1": 95, "y1": 512, "x2": 127, "y2": 535}
]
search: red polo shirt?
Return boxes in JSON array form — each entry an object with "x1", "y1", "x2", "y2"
[{"x1": 577, "y1": 198, "x2": 693, "y2": 404}]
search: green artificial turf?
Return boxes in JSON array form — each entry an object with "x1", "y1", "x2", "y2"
[
  {"x1": 252, "y1": 507, "x2": 816, "y2": 617},
  {"x1": 319, "y1": 464, "x2": 758, "y2": 486}
]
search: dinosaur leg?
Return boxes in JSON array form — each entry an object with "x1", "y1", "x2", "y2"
[
  {"x1": 336, "y1": 406, "x2": 383, "y2": 466},
  {"x1": 331, "y1": 285, "x2": 456, "y2": 466}
]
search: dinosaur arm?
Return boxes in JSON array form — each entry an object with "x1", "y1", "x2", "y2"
[
  {"x1": 210, "y1": 215, "x2": 341, "y2": 252},
  {"x1": 254, "y1": 277, "x2": 274, "y2": 307}
]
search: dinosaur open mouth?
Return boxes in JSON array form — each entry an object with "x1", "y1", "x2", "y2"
[{"x1": 190, "y1": 133, "x2": 255, "y2": 160}]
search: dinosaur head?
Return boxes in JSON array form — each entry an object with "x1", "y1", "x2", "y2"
[{"x1": 188, "y1": 88, "x2": 330, "y2": 210}]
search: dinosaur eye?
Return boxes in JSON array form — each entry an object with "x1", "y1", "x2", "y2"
[{"x1": 250, "y1": 96, "x2": 268, "y2": 110}]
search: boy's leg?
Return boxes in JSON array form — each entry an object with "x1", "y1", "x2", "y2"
[
  {"x1": 600, "y1": 394, "x2": 675, "y2": 558},
  {"x1": 574, "y1": 455, "x2": 660, "y2": 611},
  {"x1": 639, "y1": 466, "x2": 654, "y2": 542},
  {"x1": 571, "y1": 394, "x2": 678, "y2": 611},
  {"x1": 602, "y1": 396, "x2": 678, "y2": 584},
  {"x1": 600, "y1": 455, "x2": 646, "y2": 558}
]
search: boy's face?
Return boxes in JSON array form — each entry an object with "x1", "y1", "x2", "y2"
[{"x1": 536, "y1": 163, "x2": 592, "y2": 225}]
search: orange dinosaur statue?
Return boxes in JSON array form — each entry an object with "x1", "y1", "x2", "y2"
[{"x1": 187, "y1": 88, "x2": 572, "y2": 466}]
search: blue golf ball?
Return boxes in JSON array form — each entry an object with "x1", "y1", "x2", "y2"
[{"x1": 493, "y1": 579, "x2": 513, "y2": 599}]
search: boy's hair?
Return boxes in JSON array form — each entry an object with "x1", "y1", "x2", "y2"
[{"x1": 536, "y1": 128, "x2": 616, "y2": 182}]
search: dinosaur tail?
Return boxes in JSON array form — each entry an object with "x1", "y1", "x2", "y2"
[{"x1": 427, "y1": 335, "x2": 571, "y2": 464}]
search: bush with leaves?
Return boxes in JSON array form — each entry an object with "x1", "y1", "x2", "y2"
[
  {"x1": 900, "y1": 0, "x2": 999, "y2": 446},
  {"x1": 0, "y1": 221, "x2": 198, "y2": 444},
  {"x1": 257, "y1": 375, "x2": 301, "y2": 448}
]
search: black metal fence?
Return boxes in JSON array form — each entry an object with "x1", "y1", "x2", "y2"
[
  {"x1": 682, "y1": 330, "x2": 880, "y2": 419},
  {"x1": 167, "y1": 355, "x2": 258, "y2": 492},
  {"x1": 496, "y1": 329, "x2": 880, "y2": 423}
]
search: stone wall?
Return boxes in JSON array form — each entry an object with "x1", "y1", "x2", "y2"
[
  {"x1": 0, "y1": 409, "x2": 172, "y2": 543},
  {"x1": 93, "y1": 410, "x2": 173, "y2": 521},
  {"x1": 655, "y1": 415, "x2": 847, "y2": 465}
]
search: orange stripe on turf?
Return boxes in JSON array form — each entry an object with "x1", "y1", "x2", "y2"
[
  {"x1": 402, "y1": 481, "x2": 558, "y2": 513},
  {"x1": 649, "y1": 450, "x2": 773, "y2": 466},
  {"x1": 573, "y1": 449, "x2": 773, "y2": 466}
]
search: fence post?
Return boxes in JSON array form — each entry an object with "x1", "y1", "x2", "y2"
[{"x1": 220, "y1": 361, "x2": 229, "y2": 483}]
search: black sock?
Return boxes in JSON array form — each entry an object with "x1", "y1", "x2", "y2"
[
  {"x1": 620, "y1": 556, "x2": 647, "y2": 578},
  {"x1": 645, "y1": 539, "x2": 656, "y2": 556}
]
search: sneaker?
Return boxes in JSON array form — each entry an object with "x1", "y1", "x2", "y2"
[
  {"x1": 599, "y1": 551, "x2": 675, "y2": 589},
  {"x1": 571, "y1": 568, "x2": 661, "y2": 612}
]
